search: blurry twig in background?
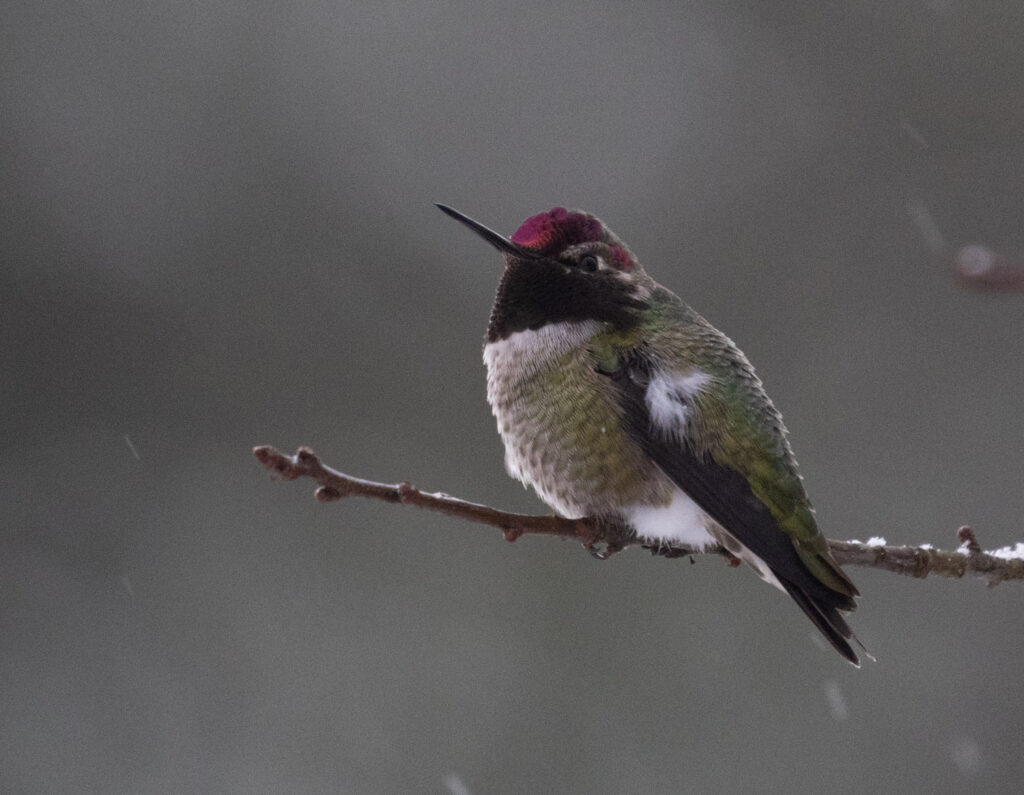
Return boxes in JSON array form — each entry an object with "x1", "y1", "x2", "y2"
[
  {"x1": 254, "y1": 446, "x2": 1024, "y2": 587},
  {"x1": 905, "y1": 201, "x2": 1024, "y2": 294},
  {"x1": 954, "y1": 244, "x2": 1024, "y2": 294}
]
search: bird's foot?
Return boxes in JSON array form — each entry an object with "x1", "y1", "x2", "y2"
[
  {"x1": 585, "y1": 541, "x2": 623, "y2": 560},
  {"x1": 642, "y1": 539, "x2": 692, "y2": 559},
  {"x1": 581, "y1": 517, "x2": 631, "y2": 560}
]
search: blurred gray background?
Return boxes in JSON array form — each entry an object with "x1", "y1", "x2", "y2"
[{"x1": 3, "y1": 2, "x2": 1023, "y2": 793}]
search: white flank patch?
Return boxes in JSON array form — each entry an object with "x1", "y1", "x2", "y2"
[
  {"x1": 625, "y1": 487, "x2": 717, "y2": 549},
  {"x1": 645, "y1": 369, "x2": 712, "y2": 440},
  {"x1": 483, "y1": 320, "x2": 603, "y2": 375},
  {"x1": 626, "y1": 488, "x2": 784, "y2": 590}
]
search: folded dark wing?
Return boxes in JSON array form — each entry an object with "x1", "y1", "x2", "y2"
[{"x1": 601, "y1": 347, "x2": 859, "y2": 664}]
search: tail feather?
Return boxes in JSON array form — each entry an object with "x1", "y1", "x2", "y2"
[{"x1": 780, "y1": 578, "x2": 862, "y2": 667}]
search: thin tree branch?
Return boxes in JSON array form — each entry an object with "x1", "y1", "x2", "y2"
[{"x1": 254, "y1": 445, "x2": 1024, "y2": 586}]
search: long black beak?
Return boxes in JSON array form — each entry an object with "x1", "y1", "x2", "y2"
[{"x1": 436, "y1": 204, "x2": 542, "y2": 259}]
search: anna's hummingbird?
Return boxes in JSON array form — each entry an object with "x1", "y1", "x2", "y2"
[{"x1": 438, "y1": 204, "x2": 862, "y2": 665}]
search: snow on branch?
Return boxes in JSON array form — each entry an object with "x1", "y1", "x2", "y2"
[{"x1": 254, "y1": 445, "x2": 1024, "y2": 587}]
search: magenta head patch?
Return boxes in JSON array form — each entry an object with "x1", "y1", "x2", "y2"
[
  {"x1": 509, "y1": 207, "x2": 635, "y2": 270},
  {"x1": 511, "y1": 207, "x2": 603, "y2": 250}
]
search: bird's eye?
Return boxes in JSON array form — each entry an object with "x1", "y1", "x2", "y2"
[{"x1": 579, "y1": 254, "x2": 599, "y2": 272}]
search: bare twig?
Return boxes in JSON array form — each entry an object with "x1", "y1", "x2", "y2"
[
  {"x1": 252, "y1": 445, "x2": 609, "y2": 547},
  {"x1": 254, "y1": 445, "x2": 1024, "y2": 586}
]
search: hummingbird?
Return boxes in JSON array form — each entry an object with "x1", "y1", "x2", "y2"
[{"x1": 437, "y1": 204, "x2": 863, "y2": 665}]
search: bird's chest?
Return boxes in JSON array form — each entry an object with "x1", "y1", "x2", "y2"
[{"x1": 483, "y1": 322, "x2": 666, "y2": 517}]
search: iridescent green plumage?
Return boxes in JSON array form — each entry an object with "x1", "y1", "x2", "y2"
[{"x1": 638, "y1": 288, "x2": 857, "y2": 600}]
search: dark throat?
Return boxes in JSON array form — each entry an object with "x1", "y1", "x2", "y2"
[{"x1": 486, "y1": 258, "x2": 645, "y2": 342}]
